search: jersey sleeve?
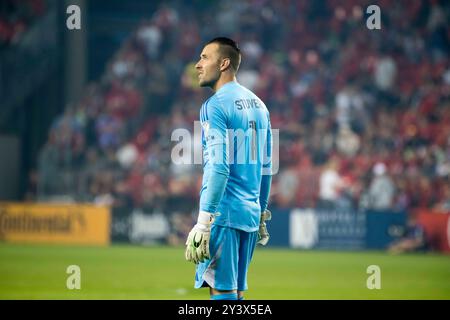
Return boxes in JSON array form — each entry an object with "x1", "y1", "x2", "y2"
[
  {"x1": 259, "y1": 111, "x2": 272, "y2": 212},
  {"x1": 199, "y1": 98, "x2": 230, "y2": 213}
]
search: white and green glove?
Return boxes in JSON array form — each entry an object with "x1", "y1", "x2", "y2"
[
  {"x1": 185, "y1": 211, "x2": 215, "y2": 264},
  {"x1": 257, "y1": 210, "x2": 271, "y2": 246}
]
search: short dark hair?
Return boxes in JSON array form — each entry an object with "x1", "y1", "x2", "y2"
[{"x1": 206, "y1": 37, "x2": 241, "y2": 72}]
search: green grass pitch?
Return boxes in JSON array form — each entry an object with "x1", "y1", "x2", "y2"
[{"x1": 0, "y1": 243, "x2": 449, "y2": 299}]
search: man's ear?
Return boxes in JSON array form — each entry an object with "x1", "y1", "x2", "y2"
[{"x1": 220, "y1": 58, "x2": 231, "y2": 72}]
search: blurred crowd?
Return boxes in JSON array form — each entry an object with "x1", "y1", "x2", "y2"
[
  {"x1": 30, "y1": 0, "x2": 450, "y2": 217},
  {"x1": 0, "y1": 0, "x2": 47, "y2": 48}
]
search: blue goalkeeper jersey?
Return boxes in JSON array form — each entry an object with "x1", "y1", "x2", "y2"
[{"x1": 199, "y1": 81, "x2": 272, "y2": 232}]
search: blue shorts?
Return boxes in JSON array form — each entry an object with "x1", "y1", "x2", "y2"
[{"x1": 194, "y1": 224, "x2": 258, "y2": 291}]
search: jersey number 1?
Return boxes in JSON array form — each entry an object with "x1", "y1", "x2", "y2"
[{"x1": 249, "y1": 120, "x2": 256, "y2": 161}]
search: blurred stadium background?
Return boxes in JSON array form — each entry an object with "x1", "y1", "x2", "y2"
[{"x1": 0, "y1": 0, "x2": 449, "y2": 299}]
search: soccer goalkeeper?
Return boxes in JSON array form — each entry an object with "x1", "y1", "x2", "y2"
[{"x1": 185, "y1": 37, "x2": 273, "y2": 300}]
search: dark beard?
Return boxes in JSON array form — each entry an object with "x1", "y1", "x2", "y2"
[{"x1": 199, "y1": 78, "x2": 217, "y2": 88}]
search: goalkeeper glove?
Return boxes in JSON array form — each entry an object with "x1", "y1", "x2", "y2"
[
  {"x1": 185, "y1": 211, "x2": 215, "y2": 264},
  {"x1": 257, "y1": 209, "x2": 271, "y2": 246}
]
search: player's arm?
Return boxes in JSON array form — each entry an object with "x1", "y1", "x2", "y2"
[
  {"x1": 199, "y1": 101, "x2": 230, "y2": 213},
  {"x1": 185, "y1": 101, "x2": 229, "y2": 264},
  {"x1": 258, "y1": 112, "x2": 272, "y2": 245}
]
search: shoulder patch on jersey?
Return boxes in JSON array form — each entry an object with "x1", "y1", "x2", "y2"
[{"x1": 202, "y1": 120, "x2": 210, "y2": 135}]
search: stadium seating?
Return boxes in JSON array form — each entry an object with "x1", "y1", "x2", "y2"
[{"x1": 32, "y1": 0, "x2": 450, "y2": 219}]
